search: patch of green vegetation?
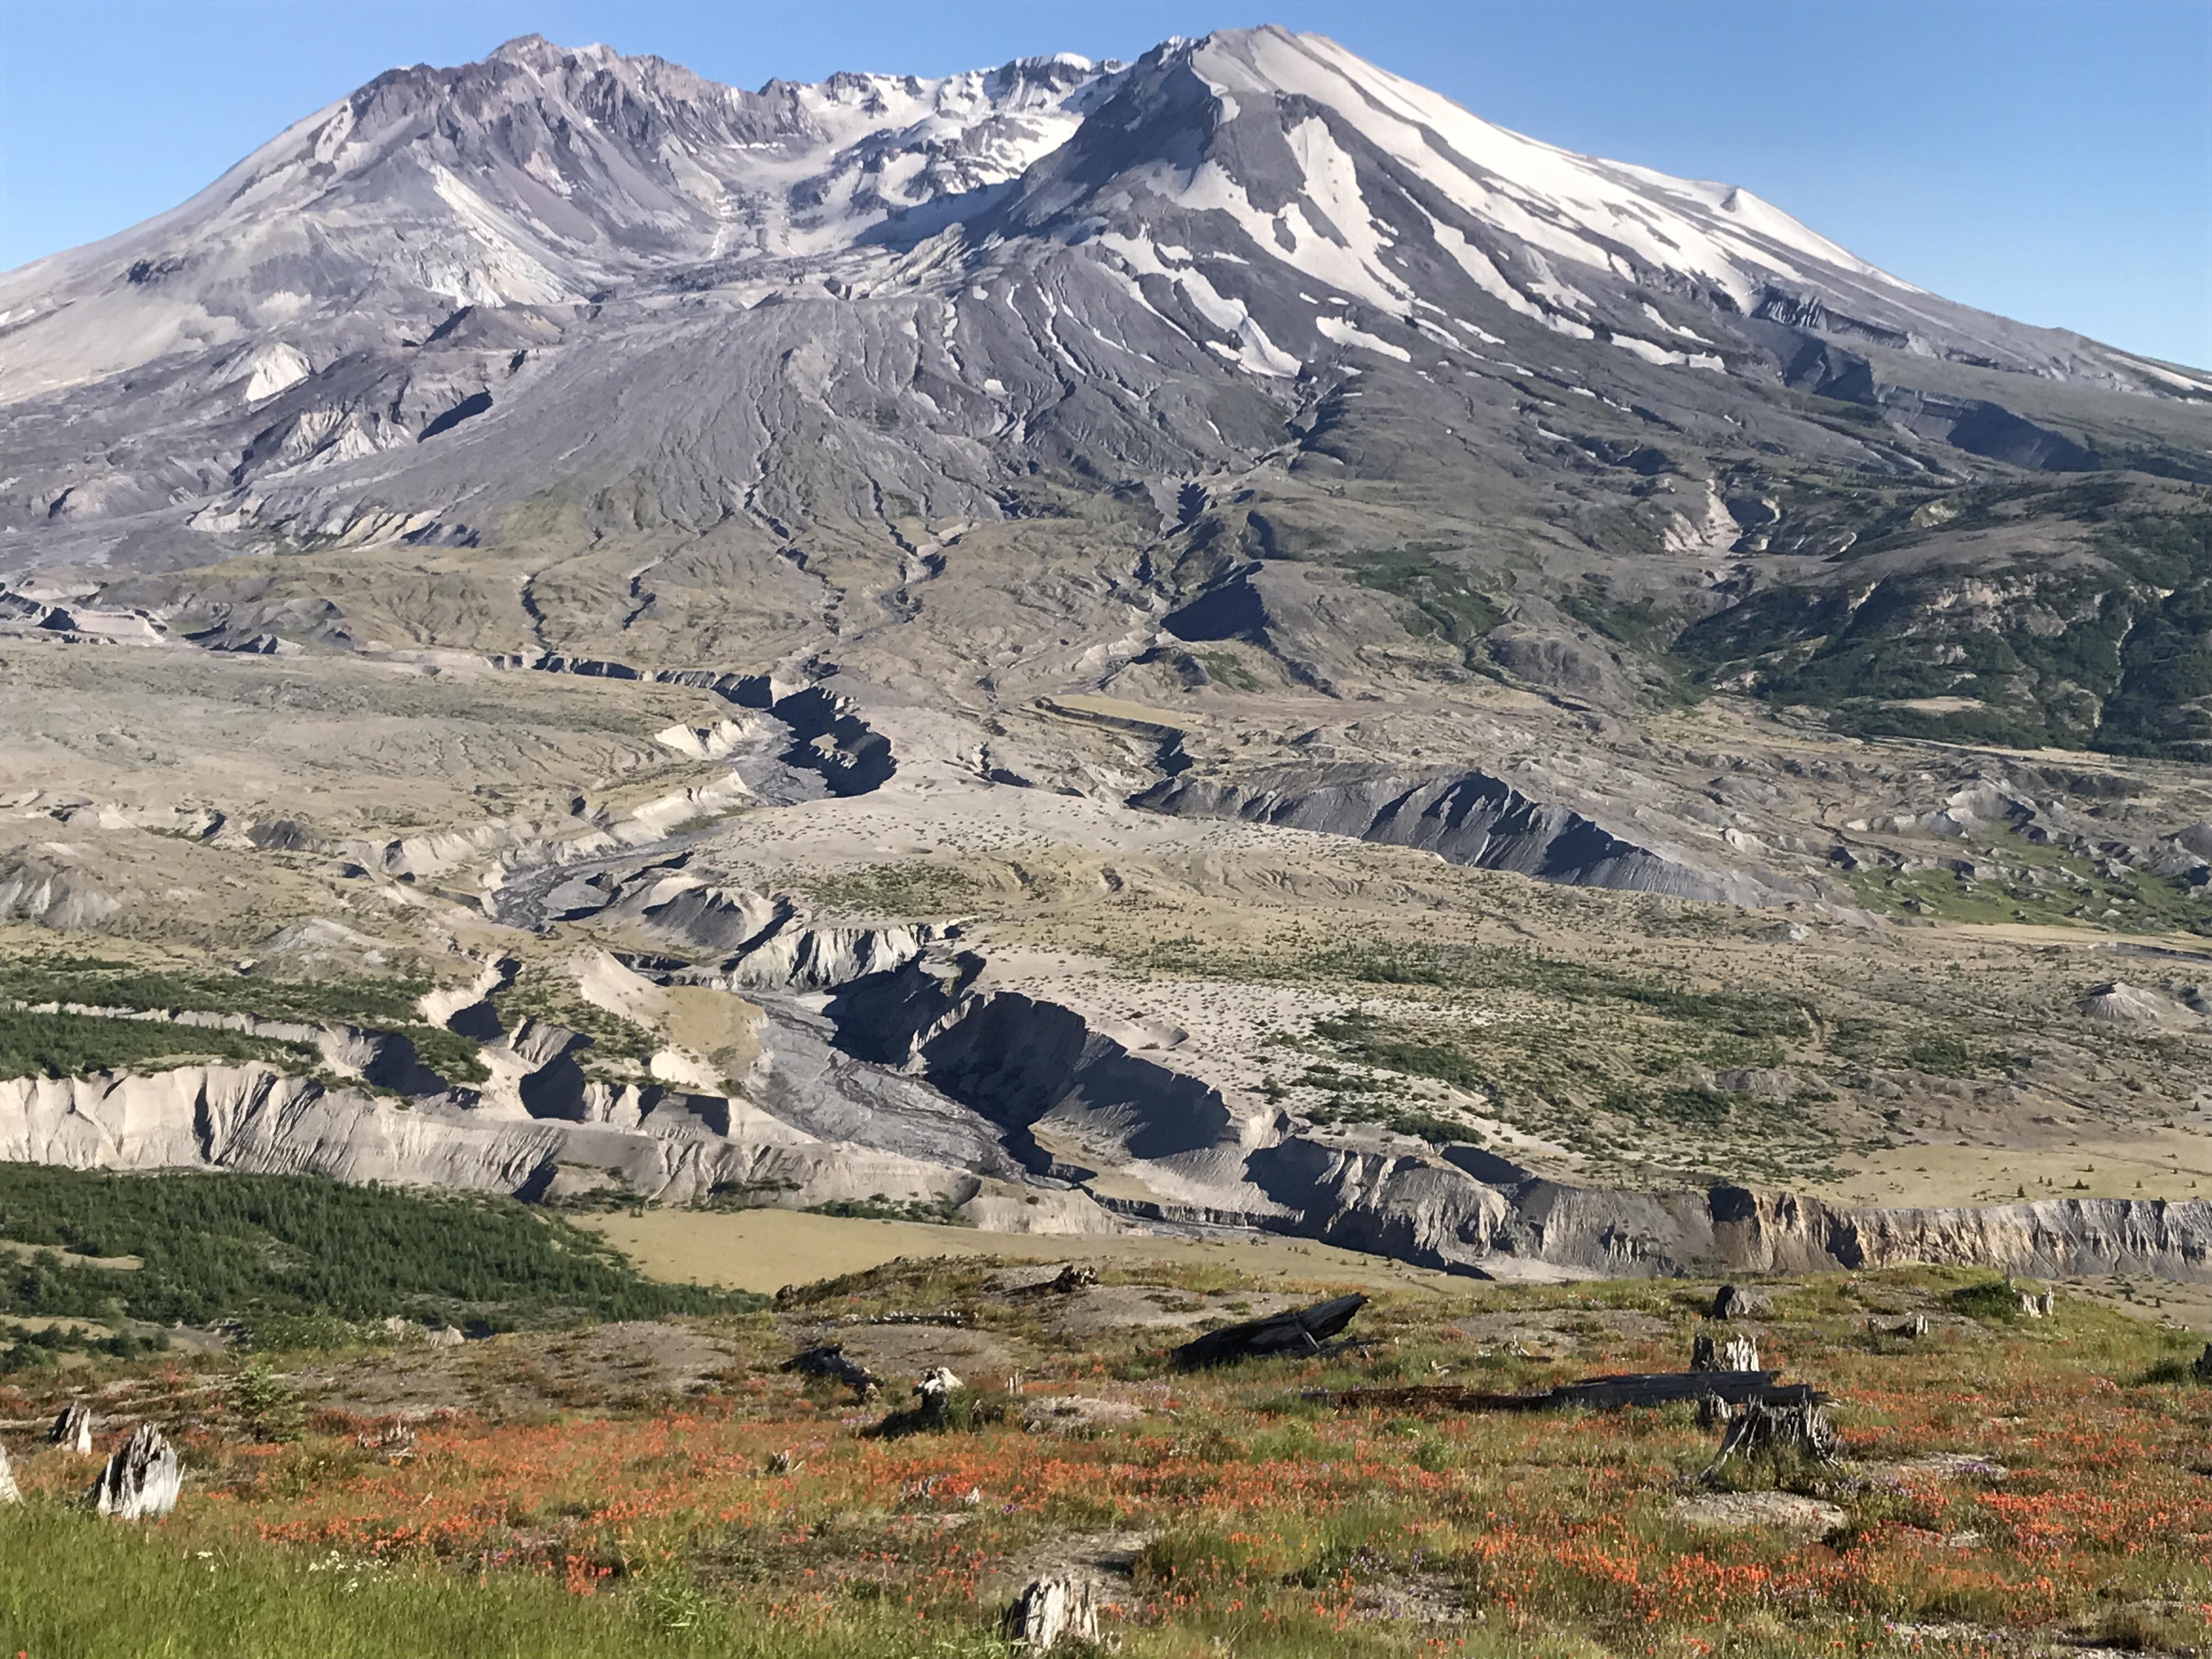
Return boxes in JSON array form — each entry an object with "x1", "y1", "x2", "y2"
[
  {"x1": 1147, "y1": 940, "x2": 1863, "y2": 1182},
  {"x1": 490, "y1": 964, "x2": 654, "y2": 1076},
  {"x1": 1311, "y1": 1013, "x2": 1489, "y2": 1090},
  {"x1": 0, "y1": 1318, "x2": 166, "y2": 1373},
  {"x1": 0, "y1": 1006, "x2": 316, "y2": 1081},
  {"x1": 0, "y1": 952, "x2": 489, "y2": 1083},
  {"x1": 1555, "y1": 579, "x2": 1702, "y2": 704},
  {"x1": 0, "y1": 1165, "x2": 757, "y2": 1351},
  {"x1": 0, "y1": 954, "x2": 431, "y2": 1028},
  {"x1": 232, "y1": 1359, "x2": 306, "y2": 1442},
  {"x1": 1949, "y1": 1278, "x2": 2034, "y2": 1325},
  {"x1": 1845, "y1": 840, "x2": 2212, "y2": 938},
  {"x1": 1192, "y1": 649, "x2": 1262, "y2": 692},
  {"x1": 1282, "y1": 942, "x2": 1813, "y2": 1039},
  {"x1": 1339, "y1": 548, "x2": 1505, "y2": 665},
  {"x1": 1, "y1": 1503, "x2": 883, "y2": 1659},
  {"x1": 806, "y1": 863, "x2": 982, "y2": 917},
  {"x1": 1674, "y1": 495, "x2": 2212, "y2": 760}
]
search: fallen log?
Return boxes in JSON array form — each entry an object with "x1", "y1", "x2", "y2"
[
  {"x1": 1172, "y1": 1293, "x2": 1368, "y2": 1370},
  {"x1": 779, "y1": 1343, "x2": 882, "y2": 1400},
  {"x1": 1333, "y1": 1369, "x2": 1824, "y2": 1414}
]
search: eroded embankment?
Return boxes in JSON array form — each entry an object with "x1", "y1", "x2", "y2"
[
  {"x1": 0, "y1": 1061, "x2": 1009, "y2": 1213},
  {"x1": 1133, "y1": 764, "x2": 1809, "y2": 907},
  {"x1": 3, "y1": 882, "x2": 2205, "y2": 1282},
  {"x1": 808, "y1": 948, "x2": 2212, "y2": 1283}
]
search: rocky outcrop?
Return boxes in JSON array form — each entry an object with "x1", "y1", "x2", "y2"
[
  {"x1": 500, "y1": 656, "x2": 894, "y2": 799},
  {"x1": 612, "y1": 871, "x2": 945, "y2": 989},
  {"x1": 1133, "y1": 765, "x2": 1803, "y2": 906},
  {"x1": 1503, "y1": 1181, "x2": 2212, "y2": 1283}
]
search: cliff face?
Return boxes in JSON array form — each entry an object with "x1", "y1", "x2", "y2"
[
  {"x1": 1132, "y1": 764, "x2": 1815, "y2": 907},
  {"x1": 1509, "y1": 1181, "x2": 2212, "y2": 1282},
  {"x1": 2, "y1": 1058, "x2": 2207, "y2": 1281},
  {"x1": 0, "y1": 1063, "x2": 1109, "y2": 1230}
]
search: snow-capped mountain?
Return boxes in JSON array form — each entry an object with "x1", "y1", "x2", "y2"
[
  {"x1": 4, "y1": 27, "x2": 2192, "y2": 410},
  {"x1": 1, "y1": 26, "x2": 2206, "y2": 748},
  {"x1": 0, "y1": 36, "x2": 1120, "y2": 401}
]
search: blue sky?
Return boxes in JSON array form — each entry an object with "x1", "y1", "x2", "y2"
[{"x1": 3, "y1": 0, "x2": 2206, "y2": 366}]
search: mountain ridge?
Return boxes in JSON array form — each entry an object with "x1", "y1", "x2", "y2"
[{"x1": 2, "y1": 25, "x2": 2209, "y2": 769}]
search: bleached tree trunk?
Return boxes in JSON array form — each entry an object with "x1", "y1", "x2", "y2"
[{"x1": 89, "y1": 1424, "x2": 181, "y2": 1521}]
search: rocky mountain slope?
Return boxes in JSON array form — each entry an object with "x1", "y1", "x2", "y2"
[{"x1": 1, "y1": 27, "x2": 2209, "y2": 1283}]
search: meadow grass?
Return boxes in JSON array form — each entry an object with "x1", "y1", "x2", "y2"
[{"x1": 2, "y1": 1262, "x2": 2208, "y2": 1656}]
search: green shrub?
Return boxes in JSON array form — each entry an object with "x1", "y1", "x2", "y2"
[{"x1": 0, "y1": 1164, "x2": 759, "y2": 1337}]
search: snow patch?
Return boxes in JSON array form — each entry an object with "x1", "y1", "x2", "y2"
[{"x1": 1316, "y1": 315, "x2": 1411, "y2": 362}]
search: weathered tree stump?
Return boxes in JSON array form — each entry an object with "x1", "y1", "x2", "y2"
[
  {"x1": 0, "y1": 1442, "x2": 19, "y2": 1504},
  {"x1": 353, "y1": 1417, "x2": 417, "y2": 1461},
  {"x1": 1051, "y1": 1263, "x2": 1098, "y2": 1294},
  {"x1": 1002, "y1": 1575, "x2": 1100, "y2": 1650},
  {"x1": 2192, "y1": 1342, "x2": 2212, "y2": 1382},
  {"x1": 1711, "y1": 1285, "x2": 1773, "y2": 1321},
  {"x1": 50, "y1": 1402, "x2": 92, "y2": 1453},
  {"x1": 89, "y1": 1424, "x2": 182, "y2": 1520},
  {"x1": 1891, "y1": 1314, "x2": 1929, "y2": 1339},
  {"x1": 1693, "y1": 1334, "x2": 1760, "y2": 1372},
  {"x1": 1695, "y1": 1392, "x2": 1737, "y2": 1430},
  {"x1": 781, "y1": 1343, "x2": 882, "y2": 1400},
  {"x1": 916, "y1": 1366, "x2": 963, "y2": 1430},
  {"x1": 1705, "y1": 1398, "x2": 1837, "y2": 1477}
]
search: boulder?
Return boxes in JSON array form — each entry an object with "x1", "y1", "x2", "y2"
[
  {"x1": 1711, "y1": 1285, "x2": 1773, "y2": 1320},
  {"x1": 89, "y1": 1424, "x2": 182, "y2": 1520},
  {"x1": 1672, "y1": 1491, "x2": 1847, "y2": 1536}
]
